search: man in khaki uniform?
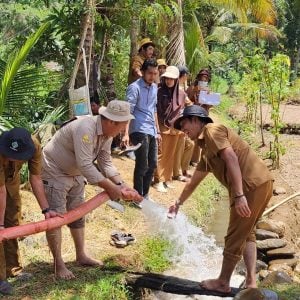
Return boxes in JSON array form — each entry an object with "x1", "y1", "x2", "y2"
[
  {"x1": 128, "y1": 38, "x2": 155, "y2": 84},
  {"x1": 42, "y1": 100, "x2": 138, "y2": 280},
  {"x1": 0, "y1": 128, "x2": 58, "y2": 295},
  {"x1": 169, "y1": 105, "x2": 273, "y2": 293}
]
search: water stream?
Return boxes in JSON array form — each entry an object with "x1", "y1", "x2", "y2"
[{"x1": 141, "y1": 199, "x2": 244, "y2": 300}]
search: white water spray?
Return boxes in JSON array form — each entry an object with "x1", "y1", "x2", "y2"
[{"x1": 141, "y1": 199, "x2": 244, "y2": 300}]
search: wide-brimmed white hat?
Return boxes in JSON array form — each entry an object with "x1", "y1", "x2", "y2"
[
  {"x1": 161, "y1": 66, "x2": 179, "y2": 79},
  {"x1": 99, "y1": 100, "x2": 134, "y2": 122}
]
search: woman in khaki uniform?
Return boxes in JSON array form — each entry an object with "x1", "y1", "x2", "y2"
[
  {"x1": 169, "y1": 105, "x2": 273, "y2": 294},
  {"x1": 154, "y1": 66, "x2": 188, "y2": 192},
  {"x1": 0, "y1": 128, "x2": 57, "y2": 295}
]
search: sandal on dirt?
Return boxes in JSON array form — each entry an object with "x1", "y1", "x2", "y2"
[
  {"x1": 110, "y1": 232, "x2": 136, "y2": 247},
  {"x1": 109, "y1": 239, "x2": 127, "y2": 248}
]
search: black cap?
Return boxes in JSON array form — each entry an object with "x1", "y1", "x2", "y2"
[
  {"x1": 0, "y1": 128, "x2": 35, "y2": 160},
  {"x1": 173, "y1": 105, "x2": 213, "y2": 130},
  {"x1": 178, "y1": 66, "x2": 189, "y2": 77}
]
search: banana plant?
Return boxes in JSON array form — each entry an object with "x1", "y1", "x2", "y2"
[{"x1": 0, "y1": 22, "x2": 50, "y2": 115}]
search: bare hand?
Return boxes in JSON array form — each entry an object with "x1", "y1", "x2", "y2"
[
  {"x1": 235, "y1": 196, "x2": 251, "y2": 217},
  {"x1": 157, "y1": 133, "x2": 162, "y2": 145},
  {"x1": 121, "y1": 134, "x2": 130, "y2": 148},
  {"x1": 121, "y1": 187, "x2": 143, "y2": 202},
  {"x1": 105, "y1": 185, "x2": 123, "y2": 201},
  {"x1": 44, "y1": 210, "x2": 63, "y2": 219},
  {"x1": 167, "y1": 204, "x2": 180, "y2": 219}
]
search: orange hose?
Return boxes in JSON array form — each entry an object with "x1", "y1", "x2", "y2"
[{"x1": 0, "y1": 188, "x2": 142, "y2": 242}]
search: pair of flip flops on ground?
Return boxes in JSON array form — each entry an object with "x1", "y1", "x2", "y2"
[{"x1": 110, "y1": 231, "x2": 136, "y2": 248}]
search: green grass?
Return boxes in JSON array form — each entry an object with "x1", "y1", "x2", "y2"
[
  {"x1": 183, "y1": 174, "x2": 226, "y2": 227},
  {"x1": 263, "y1": 283, "x2": 300, "y2": 300},
  {"x1": 8, "y1": 267, "x2": 132, "y2": 300},
  {"x1": 139, "y1": 237, "x2": 173, "y2": 273}
]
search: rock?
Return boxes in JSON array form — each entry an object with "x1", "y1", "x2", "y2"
[
  {"x1": 256, "y1": 229, "x2": 279, "y2": 240},
  {"x1": 268, "y1": 264, "x2": 292, "y2": 273},
  {"x1": 261, "y1": 271, "x2": 293, "y2": 286},
  {"x1": 295, "y1": 262, "x2": 300, "y2": 275},
  {"x1": 256, "y1": 239, "x2": 287, "y2": 250},
  {"x1": 256, "y1": 260, "x2": 268, "y2": 272},
  {"x1": 267, "y1": 247, "x2": 295, "y2": 258},
  {"x1": 257, "y1": 250, "x2": 268, "y2": 262},
  {"x1": 269, "y1": 258, "x2": 298, "y2": 267},
  {"x1": 257, "y1": 220, "x2": 286, "y2": 237},
  {"x1": 259, "y1": 270, "x2": 270, "y2": 279},
  {"x1": 273, "y1": 187, "x2": 287, "y2": 195},
  {"x1": 234, "y1": 288, "x2": 279, "y2": 300}
]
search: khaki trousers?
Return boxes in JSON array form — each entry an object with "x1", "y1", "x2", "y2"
[
  {"x1": 223, "y1": 180, "x2": 273, "y2": 263},
  {"x1": 0, "y1": 183, "x2": 23, "y2": 280},
  {"x1": 155, "y1": 131, "x2": 181, "y2": 182},
  {"x1": 173, "y1": 136, "x2": 194, "y2": 177}
]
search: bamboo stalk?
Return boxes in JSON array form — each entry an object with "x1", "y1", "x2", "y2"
[{"x1": 262, "y1": 191, "x2": 300, "y2": 216}]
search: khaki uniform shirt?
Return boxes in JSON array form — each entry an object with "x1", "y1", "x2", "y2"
[
  {"x1": 196, "y1": 124, "x2": 273, "y2": 197},
  {"x1": 128, "y1": 53, "x2": 145, "y2": 84},
  {"x1": 0, "y1": 136, "x2": 41, "y2": 199},
  {"x1": 42, "y1": 115, "x2": 119, "y2": 184}
]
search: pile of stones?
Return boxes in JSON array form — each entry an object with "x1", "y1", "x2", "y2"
[{"x1": 255, "y1": 219, "x2": 300, "y2": 285}]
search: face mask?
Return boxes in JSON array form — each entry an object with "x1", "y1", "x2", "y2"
[{"x1": 198, "y1": 81, "x2": 208, "y2": 88}]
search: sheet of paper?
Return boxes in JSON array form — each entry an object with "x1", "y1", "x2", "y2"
[{"x1": 198, "y1": 91, "x2": 221, "y2": 105}]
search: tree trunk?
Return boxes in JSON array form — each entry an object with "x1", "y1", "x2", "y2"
[
  {"x1": 166, "y1": 0, "x2": 186, "y2": 66},
  {"x1": 127, "y1": 15, "x2": 140, "y2": 84},
  {"x1": 70, "y1": 0, "x2": 94, "y2": 90},
  {"x1": 290, "y1": 47, "x2": 300, "y2": 83}
]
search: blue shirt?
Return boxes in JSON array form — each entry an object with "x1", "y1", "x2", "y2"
[{"x1": 126, "y1": 78, "x2": 157, "y2": 137}]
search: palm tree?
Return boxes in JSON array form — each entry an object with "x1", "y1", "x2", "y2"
[{"x1": 168, "y1": 0, "x2": 278, "y2": 77}]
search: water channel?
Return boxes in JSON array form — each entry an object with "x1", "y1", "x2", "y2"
[{"x1": 141, "y1": 197, "x2": 243, "y2": 300}]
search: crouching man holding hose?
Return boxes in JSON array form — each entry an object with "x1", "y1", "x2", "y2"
[
  {"x1": 168, "y1": 105, "x2": 273, "y2": 294},
  {"x1": 0, "y1": 127, "x2": 59, "y2": 295},
  {"x1": 42, "y1": 100, "x2": 141, "y2": 280}
]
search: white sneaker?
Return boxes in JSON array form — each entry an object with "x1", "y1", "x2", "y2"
[{"x1": 153, "y1": 182, "x2": 168, "y2": 193}]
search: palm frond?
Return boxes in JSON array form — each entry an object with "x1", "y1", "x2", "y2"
[
  {"x1": 229, "y1": 22, "x2": 281, "y2": 41},
  {"x1": 0, "y1": 22, "x2": 50, "y2": 115},
  {"x1": 184, "y1": 12, "x2": 208, "y2": 77},
  {"x1": 206, "y1": 26, "x2": 233, "y2": 44},
  {"x1": 209, "y1": 0, "x2": 276, "y2": 24},
  {"x1": 0, "y1": 116, "x2": 13, "y2": 133}
]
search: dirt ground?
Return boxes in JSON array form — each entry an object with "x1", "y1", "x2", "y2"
[
  {"x1": 228, "y1": 103, "x2": 300, "y2": 252},
  {"x1": 13, "y1": 102, "x2": 300, "y2": 292}
]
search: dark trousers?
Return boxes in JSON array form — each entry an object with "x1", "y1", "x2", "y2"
[{"x1": 130, "y1": 132, "x2": 157, "y2": 196}]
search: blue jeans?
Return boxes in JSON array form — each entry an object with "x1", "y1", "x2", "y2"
[{"x1": 130, "y1": 132, "x2": 157, "y2": 196}]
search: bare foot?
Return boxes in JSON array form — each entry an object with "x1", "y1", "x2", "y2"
[
  {"x1": 245, "y1": 277, "x2": 257, "y2": 289},
  {"x1": 200, "y1": 279, "x2": 231, "y2": 293},
  {"x1": 55, "y1": 264, "x2": 75, "y2": 280},
  {"x1": 76, "y1": 255, "x2": 104, "y2": 267}
]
